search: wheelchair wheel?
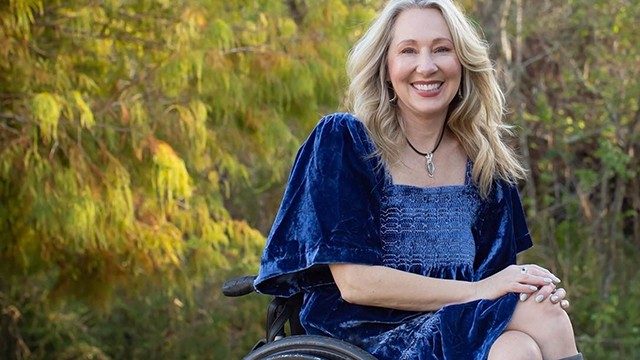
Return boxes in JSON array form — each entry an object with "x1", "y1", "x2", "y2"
[{"x1": 243, "y1": 335, "x2": 376, "y2": 360}]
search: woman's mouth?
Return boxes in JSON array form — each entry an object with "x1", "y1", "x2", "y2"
[{"x1": 412, "y1": 81, "x2": 444, "y2": 97}]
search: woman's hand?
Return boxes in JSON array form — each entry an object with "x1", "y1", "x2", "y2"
[
  {"x1": 475, "y1": 264, "x2": 561, "y2": 301},
  {"x1": 521, "y1": 285, "x2": 570, "y2": 309}
]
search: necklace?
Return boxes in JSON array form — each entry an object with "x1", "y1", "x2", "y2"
[{"x1": 405, "y1": 123, "x2": 447, "y2": 178}]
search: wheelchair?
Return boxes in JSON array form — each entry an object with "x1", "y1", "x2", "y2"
[{"x1": 222, "y1": 275, "x2": 377, "y2": 359}]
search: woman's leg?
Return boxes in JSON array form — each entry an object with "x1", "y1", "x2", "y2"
[
  {"x1": 488, "y1": 330, "x2": 543, "y2": 360},
  {"x1": 505, "y1": 297, "x2": 579, "y2": 359}
]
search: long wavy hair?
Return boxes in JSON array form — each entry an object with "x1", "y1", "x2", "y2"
[{"x1": 346, "y1": 0, "x2": 526, "y2": 197}]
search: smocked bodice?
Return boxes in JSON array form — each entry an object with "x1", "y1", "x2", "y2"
[{"x1": 380, "y1": 162, "x2": 480, "y2": 280}]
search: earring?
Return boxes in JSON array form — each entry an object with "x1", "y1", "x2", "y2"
[
  {"x1": 389, "y1": 87, "x2": 397, "y2": 104},
  {"x1": 457, "y1": 83, "x2": 463, "y2": 98}
]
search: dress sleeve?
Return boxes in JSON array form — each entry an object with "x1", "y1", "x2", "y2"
[
  {"x1": 254, "y1": 113, "x2": 384, "y2": 297},
  {"x1": 472, "y1": 181, "x2": 533, "y2": 280}
]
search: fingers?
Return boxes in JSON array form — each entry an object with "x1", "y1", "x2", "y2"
[
  {"x1": 519, "y1": 272, "x2": 554, "y2": 287},
  {"x1": 532, "y1": 283, "x2": 556, "y2": 303},
  {"x1": 550, "y1": 288, "x2": 567, "y2": 303},
  {"x1": 521, "y1": 287, "x2": 571, "y2": 310},
  {"x1": 520, "y1": 264, "x2": 561, "y2": 283},
  {"x1": 536, "y1": 265, "x2": 561, "y2": 283},
  {"x1": 514, "y1": 283, "x2": 540, "y2": 295},
  {"x1": 519, "y1": 283, "x2": 555, "y2": 302},
  {"x1": 512, "y1": 265, "x2": 555, "y2": 299},
  {"x1": 508, "y1": 265, "x2": 564, "y2": 304},
  {"x1": 519, "y1": 293, "x2": 571, "y2": 309}
]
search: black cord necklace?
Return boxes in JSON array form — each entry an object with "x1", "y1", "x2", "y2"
[{"x1": 405, "y1": 123, "x2": 447, "y2": 178}]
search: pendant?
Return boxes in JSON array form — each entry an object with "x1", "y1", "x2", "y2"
[{"x1": 425, "y1": 153, "x2": 435, "y2": 178}]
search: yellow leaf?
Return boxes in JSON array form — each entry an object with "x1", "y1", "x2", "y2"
[
  {"x1": 72, "y1": 91, "x2": 95, "y2": 129},
  {"x1": 31, "y1": 92, "x2": 61, "y2": 143}
]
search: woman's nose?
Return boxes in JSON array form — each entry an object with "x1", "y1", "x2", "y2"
[{"x1": 416, "y1": 54, "x2": 438, "y2": 74}]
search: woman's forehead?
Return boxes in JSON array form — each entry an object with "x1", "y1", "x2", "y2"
[{"x1": 390, "y1": 7, "x2": 453, "y2": 44}]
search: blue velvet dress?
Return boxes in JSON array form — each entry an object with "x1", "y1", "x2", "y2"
[{"x1": 254, "y1": 113, "x2": 533, "y2": 360}]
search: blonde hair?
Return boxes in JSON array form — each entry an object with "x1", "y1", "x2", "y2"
[{"x1": 346, "y1": 0, "x2": 526, "y2": 197}]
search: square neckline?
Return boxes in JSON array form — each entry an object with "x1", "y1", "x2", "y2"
[{"x1": 383, "y1": 157, "x2": 473, "y2": 192}]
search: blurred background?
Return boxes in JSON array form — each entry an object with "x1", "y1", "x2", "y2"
[{"x1": 0, "y1": 0, "x2": 638, "y2": 358}]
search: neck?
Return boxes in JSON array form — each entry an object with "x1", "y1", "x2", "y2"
[{"x1": 400, "y1": 112, "x2": 448, "y2": 152}]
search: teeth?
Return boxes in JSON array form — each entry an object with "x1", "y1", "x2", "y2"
[{"x1": 414, "y1": 82, "x2": 441, "y2": 91}]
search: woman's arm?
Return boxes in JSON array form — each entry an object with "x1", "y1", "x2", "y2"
[
  {"x1": 330, "y1": 263, "x2": 559, "y2": 312},
  {"x1": 330, "y1": 264, "x2": 475, "y2": 311}
]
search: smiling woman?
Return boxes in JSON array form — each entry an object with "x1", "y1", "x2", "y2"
[
  {"x1": 386, "y1": 8, "x2": 462, "y2": 127},
  {"x1": 254, "y1": 1, "x2": 583, "y2": 359}
]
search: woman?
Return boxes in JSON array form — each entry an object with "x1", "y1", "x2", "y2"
[{"x1": 255, "y1": 1, "x2": 582, "y2": 359}]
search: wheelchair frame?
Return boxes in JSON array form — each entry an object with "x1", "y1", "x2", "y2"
[{"x1": 222, "y1": 275, "x2": 376, "y2": 360}]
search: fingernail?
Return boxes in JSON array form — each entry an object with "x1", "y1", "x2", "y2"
[
  {"x1": 529, "y1": 285, "x2": 538, "y2": 291},
  {"x1": 561, "y1": 300, "x2": 570, "y2": 308},
  {"x1": 544, "y1": 278, "x2": 553, "y2": 283},
  {"x1": 552, "y1": 276, "x2": 561, "y2": 283},
  {"x1": 520, "y1": 293, "x2": 529, "y2": 301},
  {"x1": 535, "y1": 294, "x2": 544, "y2": 303},
  {"x1": 551, "y1": 295, "x2": 559, "y2": 302}
]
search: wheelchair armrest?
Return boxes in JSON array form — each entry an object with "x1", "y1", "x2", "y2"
[{"x1": 222, "y1": 275, "x2": 257, "y2": 297}]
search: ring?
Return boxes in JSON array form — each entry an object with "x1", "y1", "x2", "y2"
[{"x1": 520, "y1": 267, "x2": 528, "y2": 274}]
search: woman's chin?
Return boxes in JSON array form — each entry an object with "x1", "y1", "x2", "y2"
[{"x1": 398, "y1": 102, "x2": 453, "y2": 120}]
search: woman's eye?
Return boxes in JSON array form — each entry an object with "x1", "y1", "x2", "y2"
[
  {"x1": 435, "y1": 47, "x2": 452, "y2": 53},
  {"x1": 400, "y1": 48, "x2": 417, "y2": 54}
]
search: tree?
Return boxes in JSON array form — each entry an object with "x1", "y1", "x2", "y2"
[
  {"x1": 473, "y1": 0, "x2": 639, "y2": 355},
  {"x1": 0, "y1": 0, "x2": 379, "y2": 358}
]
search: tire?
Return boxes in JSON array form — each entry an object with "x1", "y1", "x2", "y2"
[{"x1": 243, "y1": 335, "x2": 377, "y2": 360}]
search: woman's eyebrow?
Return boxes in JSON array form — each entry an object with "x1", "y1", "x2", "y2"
[
  {"x1": 394, "y1": 37, "x2": 453, "y2": 47},
  {"x1": 395, "y1": 39, "x2": 417, "y2": 47},
  {"x1": 432, "y1": 37, "x2": 454, "y2": 44}
]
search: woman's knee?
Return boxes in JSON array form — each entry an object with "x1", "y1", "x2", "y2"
[
  {"x1": 488, "y1": 330, "x2": 542, "y2": 360},
  {"x1": 509, "y1": 300, "x2": 576, "y2": 343}
]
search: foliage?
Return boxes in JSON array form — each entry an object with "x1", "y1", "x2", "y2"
[
  {"x1": 495, "y1": 0, "x2": 640, "y2": 356},
  {"x1": 1, "y1": 0, "x2": 377, "y2": 358},
  {"x1": 0, "y1": 0, "x2": 637, "y2": 358}
]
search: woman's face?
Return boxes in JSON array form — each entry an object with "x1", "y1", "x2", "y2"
[{"x1": 386, "y1": 7, "x2": 462, "y2": 123}]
